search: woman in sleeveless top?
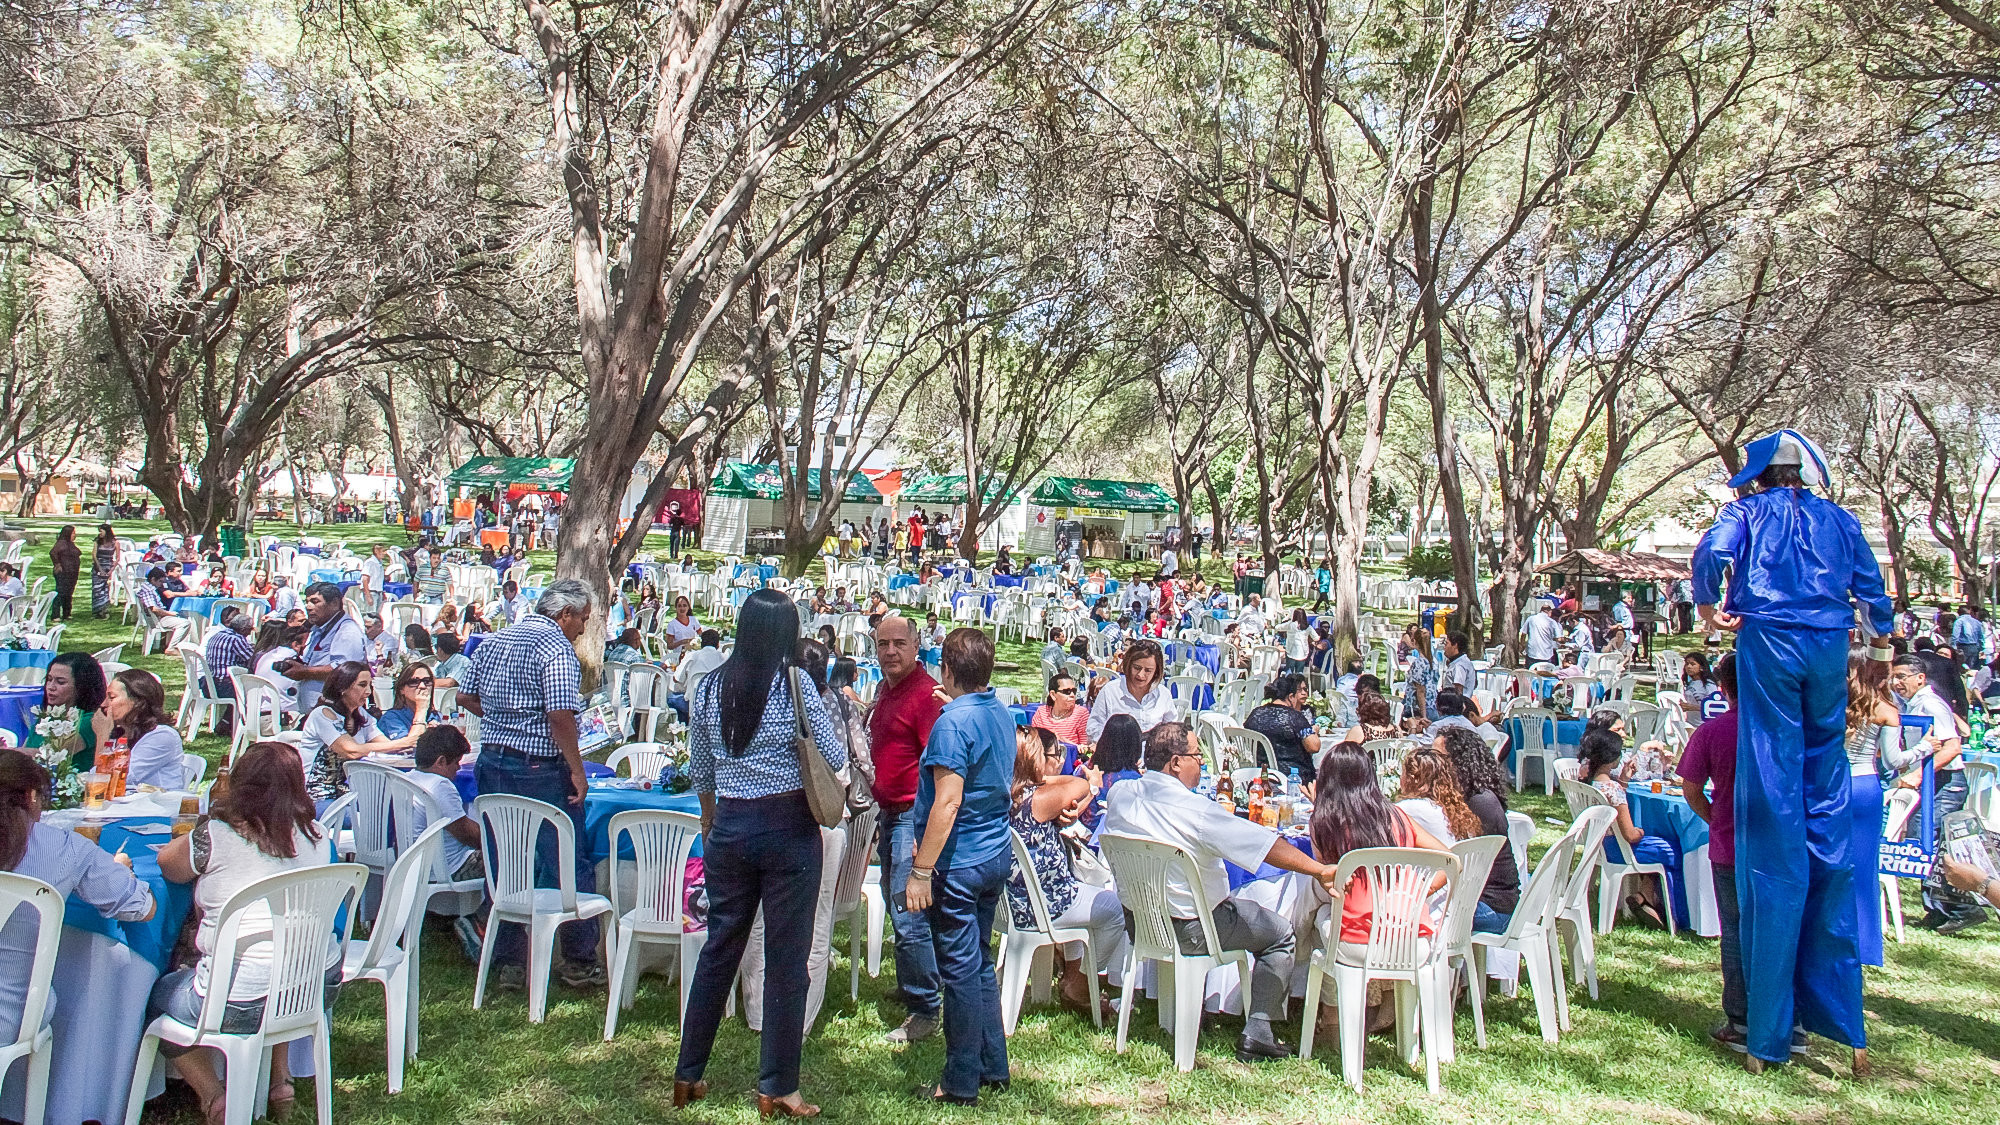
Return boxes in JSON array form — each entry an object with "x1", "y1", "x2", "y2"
[{"x1": 1846, "y1": 648, "x2": 1915, "y2": 965}]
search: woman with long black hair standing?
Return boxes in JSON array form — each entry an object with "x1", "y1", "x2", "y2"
[{"x1": 676, "y1": 589, "x2": 845, "y2": 1119}]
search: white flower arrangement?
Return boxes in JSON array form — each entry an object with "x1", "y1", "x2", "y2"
[{"x1": 33, "y1": 703, "x2": 80, "y2": 748}]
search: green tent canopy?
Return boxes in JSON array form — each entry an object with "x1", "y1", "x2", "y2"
[
  {"x1": 1030, "y1": 476, "x2": 1176, "y2": 513},
  {"x1": 443, "y1": 456, "x2": 575, "y2": 489},
  {"x1": 898, "y1": 473, "x2": 1022, "y2": 505},
  {"x1": 708, "y1": 462, "x2": 882, "y2": 502}
]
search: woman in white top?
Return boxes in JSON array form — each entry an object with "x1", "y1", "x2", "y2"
[
  {"x1": 1278, "y1": 608, "x2": 1313, "y2": 674},
  {"x1": 301, "y1": 661, "x2": 418, "y2": 807},
  {"x1": 155, "y1": 741, "x2": 338, "y2": 1125},
  {"x1": 250, "y1": 620, "x2": 303, "y2": 715},
  {"x1": 107, "y1": 668, "x2": 186, "y2": 790},
  {"x1": 1393, "y1": 745, "x2": 1482, "y2": 847},
  {"x1": 1085, "y1": 638, "x2": 1178, "y2": 741}
]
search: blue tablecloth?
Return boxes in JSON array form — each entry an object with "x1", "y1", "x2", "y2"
[
  {"x1": 383, "y1": 582, "x2": 414, "y2": 598},
  {"x1": 1167, "y1": 641, "x2": 1222, "y2": 676},
  {"x1": 337, "y1": 579, "x2": 362, "y2": 595},
  {"x1": 1623, "y1": 787, "x2": 1701, "y2": 928},
  {"x1": 64, "y1": 818, "x2": 196, "y2": 972},
  {"x1": 167, "y1": 594, "x2": 226, "y2": 620},
  {"x1": 953, "y1": 592, "x2": 999, "y2": 617},
  {"x1": 0, "y1": 649, "x2": 55, "y2": 671},
  {"x1": 993, "y1": 574, "x2": 1024, "y2": 588},
  {"x1": 295, "y1": 546, "x2": 323, "y2": 557},
  {"x1": 1010, "y1": 703, "x2": 1038, "y2": 727},
  {"x1": 463, "y1": 633, "x2": 487, "y2": 658},
  {"x1": 888, "y1": 574, "x2": 920, "y2": 592},
  {"x1": 309, "y1": 568, "x2": 345, "y2": 584},
  {"x1": 1501, "y1": 715, "x2": 1588, "y2": 773},
  {"x1": 582, "y1": 786, "x2": 706, "y2": 863},
  {"x1": 1170, "y1": 678, "x2": 1215, "y2": 713},
  {"x1": 0, "y1": 684, "x2": 43, "y2": 743}
]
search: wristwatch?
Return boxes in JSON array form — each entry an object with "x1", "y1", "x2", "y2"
[{"x1": 1976, "y1": 876, "x2": 1995, "y2": 901}]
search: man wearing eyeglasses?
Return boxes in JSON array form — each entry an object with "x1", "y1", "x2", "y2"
[
  {"x1": 1103, "y1": 721, "x2": 1340, "y2": 1063},
  {"x1": 1888, "y1": 656, "x2": 1983, "y2": 933}
]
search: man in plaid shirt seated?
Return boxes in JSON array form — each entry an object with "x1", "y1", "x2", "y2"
[{"x1": 458, "y1": 577, "x2": 605, "y2": 991}]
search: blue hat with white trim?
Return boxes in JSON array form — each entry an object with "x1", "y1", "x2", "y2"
[{"x1": 1728, "y1": 429, "x2": 1831, "y2": 489}]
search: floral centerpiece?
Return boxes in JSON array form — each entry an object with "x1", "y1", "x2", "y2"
[
  {"x1": 1375, "y1": 752, "x2": 1402, "y2": 797},
  {"x1": 31, "y1": 703, "x2": 87, "y2": 809}
]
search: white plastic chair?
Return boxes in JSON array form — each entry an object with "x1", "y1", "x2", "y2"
[
  {"x1": 1558, "y1": 778, "x2": 1676, "y2": 936},
  {"x1": 1510, "y1": 708, "x2": 1559, "y2": 794},
  {"x1": 174, "y1": 643, "x2": 235, "y2": 738},
  {"x1": 602, "y1": 809, "x2": 705, "y2": 1039},
  {"x1": 831, "y1": 807, "x2": 882, "y2": 1000},
  {"x1": 470, "y1": 794, "x2": 613, "y2": 1023},
  {"x1": 122, "y1": 864, "x2": 367, "y2": 1125},
  {"x1": 343, "y1": 823, "x2": 449, "y2": 1093},
  {"x1": 228, "y1": 672, "x2": 288, "y2": 764},
  {"x1": 1505, "y1": 811, "x2": 1535, "y2": 876},
  {"x1": 1881, "y1": 788, "x2": 1921, "y2": 943},
  {"x1": 1468, "y1": 829, "x2": 1576, "y2": 1045},
  {"x1": 1431, "y1": 835, "x2": 1505, "y2": 1060},
  {"x1": 1551, "y1": 806, "x2": 1617, "y2": 1022},
  {"x1": 605, "y1": 742, "x2": 672, "y2": 780},
  {"x1": 1100, "y1": 833, "x2": 1254, "y2": 1073},
  {"x1": 181, "y1": 752, "x2": 208, "y2": 789},
  {"x1": 0, "y1": 872, "x2": 62, "y2": 1125},
  {"x1": 997, "y1": 828, "x2": 1103, "y2": 1034},
  {"x1": 1299, "y1": 847, "x2": 1460, "y2": 1093}
]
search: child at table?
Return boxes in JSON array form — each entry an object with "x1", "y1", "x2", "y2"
[
  {"x1": 406, "y1": 725, "x2": 483, "y2": 883},
  {"x1": 1578, "y1": 728, "x2": 1683, "y2": 930},
  {"x1": 0, "y1": 749, "x2": 155, "y2": 1045}
]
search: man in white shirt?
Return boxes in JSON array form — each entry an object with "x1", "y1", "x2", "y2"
[
  {"x1": 1523, "y1": 603, "x2": 1562, "y2": 664},
  {"x1": 669, "y1": 629, "x2": 727, "y2": 720},
  {"x1": 1611, "y1": 592, "x2": 1635, "y2": 635},
  {"x1": 493, "y1": 580, "x2": 532, "y2": 626},
  {"x1": 1103, "y1": 721, "x2": 1338, "y2": 1061},
  {"x1": 360, "y1": 543, "x2": 388, "y2": 609},
  {"x1": 1889, "y1": 655, "x2": 1981, "y2": 930},
  {"x1": 363, "y1": 613, "x2": 401, "y2": 668},
  {"x1": 1569, "y1": 614, "x2": 1595, "y2": 654},
  {"x1": 662, "y1": 594, "x2": 700, "y2": 651}
]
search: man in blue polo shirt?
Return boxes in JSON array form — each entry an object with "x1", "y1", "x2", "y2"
[{"x1": 902, "y1": 627, "x2": 1015, "y2": 1106}]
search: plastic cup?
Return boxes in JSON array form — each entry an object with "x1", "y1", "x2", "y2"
[
  {"x1": 82, "y1": 772, "x2": 109, "y2": 809},
  {"x1": 73, "y1": 820, "x2": 104, "y2": 843},
  {"x1": 180, "y1": 796, "x2": 201, "y2": 817},
  {"x1": 172, "y1": 814, "x2": 198, "y2": 838}
]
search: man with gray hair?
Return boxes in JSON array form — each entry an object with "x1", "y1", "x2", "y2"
[{"x1": 459, "y1": 576, "x2": 605, "y2": 990}]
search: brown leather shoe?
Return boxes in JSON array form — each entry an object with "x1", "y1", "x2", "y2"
[
  {"x1": 673, "y1": 1081, "x2": 708, "y2": 1108},
  {"x1": 757, "y1": 1093, "x2": 821, "y2": 1118}
]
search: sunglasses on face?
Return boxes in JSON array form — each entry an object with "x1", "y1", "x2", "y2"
[
  {"x1": 1052, "y1": 686, "x2": 1076, "y2": 695},
  {"x1": 408, "y1": 678, "x2": 434, "y2": 686}
]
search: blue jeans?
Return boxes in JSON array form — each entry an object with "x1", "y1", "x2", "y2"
[
  {"x1": 1715, "y1": 862, "x2": 1746, "y2": 1028},
  {"x1": 677, "y1": 792, "x2": 823, "y2": 1096},
  {"x1": 1471, "y1": 902, "x2": 1511, "y2": 934},
  {"x1": 927, "y1": 847, "x2": 1011, "y2": 1099},
  {"x1": 877, "y1": 807, "x2": 940, "y2": 1016},
  {"x1": 473, "y1": 750, "x2": 599, "y2": 966},
  {"x1": 667, "y1": 692, "x2": 690, "y2": 723}
]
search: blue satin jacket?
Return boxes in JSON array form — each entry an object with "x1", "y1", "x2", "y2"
[{"x1": 1691, "y1": 487, "x2": 1894, "y2": 635}]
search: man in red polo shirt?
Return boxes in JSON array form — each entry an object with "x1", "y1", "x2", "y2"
[{"x1": 871, "y1": 613, "x2": 943, "y2": 1042}]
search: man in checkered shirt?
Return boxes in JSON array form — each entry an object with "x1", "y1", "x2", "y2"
[{"x1": 459, "y1": 577, "x2": 604, "y2": 990}]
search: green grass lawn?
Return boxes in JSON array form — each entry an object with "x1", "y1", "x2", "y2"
[{"x1": 8, "y1": 515, "x2": 1996, "y2": 1124}]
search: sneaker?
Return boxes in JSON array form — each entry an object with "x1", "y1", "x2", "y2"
[
  {"x1": 1935, "y1": 913, "x2": 1988, "y2": 936},
  {"x1": 885, "y1": 1013, "x2": 939, "y2": 1043},
  {"x1": 1709, "y1": 1023, "x2": 1749, "y2": 1053},
  {"x1": 490, "y1": 964, "x2": 525, "y2": 992},
  {"x1": 560, "y1": 960, "x2": 608, "y2": 988},
  {"x1": 454, "y1": 917, "x2": 484, "y2": 963}
]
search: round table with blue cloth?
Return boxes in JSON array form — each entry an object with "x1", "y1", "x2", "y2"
[
  {"x1": 0, "y1": 649, "x2": 55, "y2": 671},
  {"x1": 953, "y1": 591, "x2": 999, "y2": 617},
  {"x1": 1500, "y1": 714, "x2": 1588, "y2": 777},
  {"x1": 1010, "y1": 702, "x2": 1038, "y2": 727},
  {"x1": 0, "y1": 683, "x2": 45, "y2": 744},
  {"x1": 0, "y1": 817, "x2": 197, "y2": 1125},
  {"x1": 462, "y1": 633, "x2": 487, "y2": 658},
  {"x1": 887, "y1": 573, "x2": 920, "y2": 592},
  {"x1": 309, "y1": 568, "x2": 345, "y2": 584},
  {"x1": 165, "y1": 594, "x2": 226, "y2": 621},
  {"x1": 1166, "y1": 641, "x2": 1222, "y2": 677},
  {"x1": 992, "y1": 574, "x2": 1024, "y2": 588},
  {"x1": 383, "y1": 581, "x2": 414, "y2": 598},
  {"x1": 1623, "y1": 787, "x2": 1706, "y2": 933},
  {"x1": 451, "y1": 762, "x2": 701, "y2": 863}
]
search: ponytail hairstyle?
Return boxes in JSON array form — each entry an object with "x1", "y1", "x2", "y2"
[{"x1": 0, "y1": 749, "x2": 50, "y2": 870}]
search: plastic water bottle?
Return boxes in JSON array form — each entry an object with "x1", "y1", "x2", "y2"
[
  {"x1": 1286, "y1": 767, "x2": 1302, "y2": 800},
  {"x1": 1197, "y1": 762, "x2": 1216, "y2": 801}
]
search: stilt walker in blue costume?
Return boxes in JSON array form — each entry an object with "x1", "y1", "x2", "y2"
[{"x1": 1691, "y1": 430, "x2": 1894, "y2": 1074}]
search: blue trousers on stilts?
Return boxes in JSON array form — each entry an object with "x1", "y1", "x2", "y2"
[{"x1": 1733, "y1": 621, "x2": 1865, "y2": 1062}]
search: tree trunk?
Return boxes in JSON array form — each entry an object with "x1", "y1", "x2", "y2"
[{"x1": 553, "y1": 441, "x2": 624, "y2": 693}]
